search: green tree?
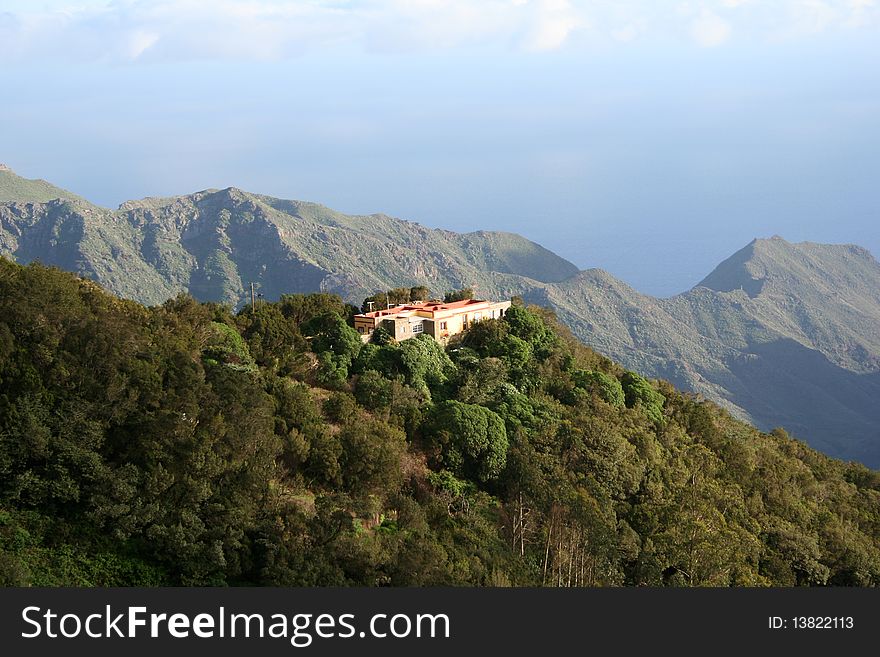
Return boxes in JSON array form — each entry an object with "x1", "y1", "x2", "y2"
[
  {"x1": 354, "y1": 371, "x2": 393, "y2": 412},
  {"x1": 410, "y1": 286, "x2": 430, "y2": 302},
  {"x1": 427, "y1": 400, "x2": 508, "y2": 482},
  {"x1": 572, "y1": 370, "x2": 625, "y2": 407},
  {"x1": 338, "y1": 419, "x2": 407, "y2": 497},
  {"x1": 303, "y1": 313, "x2": 362, "y2": 363},
  {"x1": 503, "y1": 304, "x2": 557, "y2": 357},
  {"x1": 444, "y1": 287, "x2": 475, "y2": 303},
  {"x1": 279, "y1": 293, "x2": 349, "y2": 326},
  {"x1": 621, "y1": 371, "x2": 665, "y2": 424}
]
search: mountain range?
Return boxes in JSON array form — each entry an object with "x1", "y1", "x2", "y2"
[{"x1": 2, "y1": 164, "x2": 878, "y2": 467}]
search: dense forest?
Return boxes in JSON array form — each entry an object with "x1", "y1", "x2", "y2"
[{"x1": 1, "y1": 259, "x2": 878, "y2": 586}]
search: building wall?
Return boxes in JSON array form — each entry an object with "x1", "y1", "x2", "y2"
[
  {"x1": 354, "y1": 316, "x2": 378, "y2": 342},
  {"x1": 354, "y1": 300, "x2": 511, "y2": 344},
  {"x1": 429, "y1": 301, "x2": 511, "y2": 343}
]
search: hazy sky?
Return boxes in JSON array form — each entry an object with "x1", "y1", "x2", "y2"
[{"x1": 1, "y1": 0, "x2": 878, "y2": 296}]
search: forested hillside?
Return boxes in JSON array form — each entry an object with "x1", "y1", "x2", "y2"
[
  {"x1": 4, "y1": 167, "x2": 879, "y2": 467},
  {"x1": 542, "y1": 238, "x2": 880, "y2": 467},
  {"x1": 1, "y1": 259, "x2": 878, "y2": 587}
]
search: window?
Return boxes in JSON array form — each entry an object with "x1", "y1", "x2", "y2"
[
  {"x1": 412, "y1": 323, "x2": 423, "y2": 334},
  {"x1": 440, "y1": 321, "x2": 447, "y2": 330},
  {"x1": 357, "y1": 326, "x2": 364, "y2": 334}
]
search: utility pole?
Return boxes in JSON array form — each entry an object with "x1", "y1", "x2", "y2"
[
  {"x1": 251, "y1": 282, "x2": 256, "y2": 309},
  {"x1": 367, "y1": 301, "x2": 375, "y2": 312}
]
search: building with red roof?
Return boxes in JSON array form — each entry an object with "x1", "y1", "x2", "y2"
[{"x1": 353, "y1": 298, "x2": 512, "y2": 344}]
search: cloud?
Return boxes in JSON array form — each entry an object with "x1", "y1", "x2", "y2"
[
  {"x1": 126, "y1": 29, "x2": 160, "y2": 59},
  {"x1": 691, "y1": 9, "x2": 732, "y2": 46},
  {"x1": 1, "y1": 0, "x2": 577, "y2": 60},
  {"x1": 0, "y1": 0, "x2": 878, "y2": 63},
  {"x1": 521, "y1": 0, "x2": 585, "y2": 52}
]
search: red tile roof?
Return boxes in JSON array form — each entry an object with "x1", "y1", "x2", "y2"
[{"x1": 357, "y1": 298, "x2": 488, "y2": 319}]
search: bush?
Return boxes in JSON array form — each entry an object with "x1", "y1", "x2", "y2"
[
  {"x1": 573, "y1": 369, "x2": 625, "y2": 407},
  {"x1": 427, "y1": 400, "x2": 508, "y2": 482}
]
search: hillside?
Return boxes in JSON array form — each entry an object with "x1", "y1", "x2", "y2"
[
  {"x1": 696, "y1": 237, "x2": 880, "y2": 371},
  {"x1": 1, "y1": 169, "x2": 878, "y2": 467},
  {"x1": 1, "y1": 258, "x2": 878, "y2": 587},
  {"x1": 0, "y1": 165, "x2": 90, "y2": 205},
  {"x1": 539, "y1": 238, "x2": 880, "y2": 467},
  {"x1": 0, "y1": 166, "x2": 578, "y2": 308}
]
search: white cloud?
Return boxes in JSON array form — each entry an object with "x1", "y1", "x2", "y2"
[
  {"x1": 785, "y1": 0, "x2": 839, "y2": 35},
  {"x1": 0, "y1": 0, "x2": 878, "y2": 63},
  {"x1": 843, "y1": 0, "x2": 875, "y2": 26},
  {"x1": 691, "y1": 9, "x2": 731, "y2": 46},
  {"x1": 521, "y1": 0, "x2": 585, "y2": 52},
  {"x1": 126, "y1": 29, "x2": 159, "y2": 59}
]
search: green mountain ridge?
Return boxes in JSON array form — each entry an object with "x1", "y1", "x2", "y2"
[
  {"x1": 535, "y1": 244, "x2": 880, "y2": 466},
  {"x1": 0, "y1": 171, "x2": 578, "y2": 307},
  {"x1": 1, "y1": 165, "x2": 878, "y2": 467},
  {"x1": 1, "y1": 257, "x2": 878, "y2": 587}
]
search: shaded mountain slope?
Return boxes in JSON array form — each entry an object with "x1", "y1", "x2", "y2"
[
  {"x1": 1, "y1": 167, "x2": 878, "y2": 466},
  {"x1": 541, "y1": 239, "x2": 880, "y2": 466},
  {"x1": 0, "y1": 166, "x2": 578, "y2": 308}
]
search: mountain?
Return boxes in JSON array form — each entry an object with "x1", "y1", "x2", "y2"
[
  {"x1": 0, "y1": 165, "x2": 89, "y2": 204},
  {"x1": 1, "y1": 167, "x2": 878, "y2": 467},
  {"x1": 2, "y1": 257, "x2": 878, "y2": 586},
  {"x1": 0, "y1": 166, "x2": 577, "y2": 307},
  {"x1": 538, "y1": 238, "x2": 880, "y2": 467}
]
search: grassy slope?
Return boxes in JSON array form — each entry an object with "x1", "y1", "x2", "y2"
[{"x1": 0, "y1": 167, "x2": 91, "y2": 205}]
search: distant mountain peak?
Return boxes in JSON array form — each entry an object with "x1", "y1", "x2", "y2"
[
  {"x1": 696, "y1": 239, "x2": 765, "y2": 297},
  {"x1": 696, "y1": 235, "x2": 879, "y2": 301}
]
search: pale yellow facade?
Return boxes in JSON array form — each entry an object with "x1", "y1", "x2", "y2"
[{"x1": 353, "y1": 298, "x2": 512, "y2": 344}]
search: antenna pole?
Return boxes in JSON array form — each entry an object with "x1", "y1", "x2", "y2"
[{"x1": 251, "y1": 282, "x2": 255, "y2": 309}]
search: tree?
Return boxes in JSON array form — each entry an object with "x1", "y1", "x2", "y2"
[
  {"x1": 427, "y1": 400, "x2": 508, "y2": 482},
  {"x1": 354, "y1": 371, "x2": 393, "y2": 412},
  {"x1": 621, "y1": 371, "x2": 665, "y2": 424},
  {"x1": 361, "y1": 288, "x2": 413, "y2": 313},
  {"x1": 572, "y1": 370, "x2": 625, "y2": 407},
  {"x1": 396, "y1": 334, "x2": 455, "y2": 393},
  {"x1": 235, "y1": 303, "x2": 300, "y2": 368},
  {"x1": 410, "y1": 286, "x2": 430, "y2": 302},
  {"x1": 279, "y1": 293, "x2": 348, "y2": 327},
  {"x1": 303, "y1": 313, "x2": 362, "y2": 363},
  {"x1": 359, "y1": 335, "x2": 454, "y2": 395},
  {"x1": 444, "y1": 288, "x2": 474, "y2": 303},
  {"x1": 503, "y1": 304, "x2": 557, "y2": 357},
  {"x1": 369, "y1": 326, "x2": 393, "y2": 346},
  {"x1": 338, "y1": 419, "x2": 407, "y2": 497}
]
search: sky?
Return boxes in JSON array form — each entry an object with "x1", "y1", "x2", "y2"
[{"x1": 1, "y1": 0, "x2": 879, "y2": 296}]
